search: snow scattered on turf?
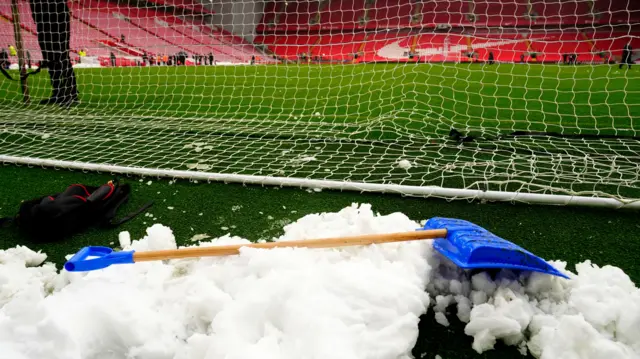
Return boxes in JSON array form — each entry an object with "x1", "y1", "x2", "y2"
[
  {"x1": 397, "y1": 159, "x2": 413, "y2": 169},
  {"x1": 291, "y1": 155, "x2": 316, "y2": 164},
  {"x1": 0, "y1": 204, "x2": 639, "y2": 359},
  {"x1": 190, "y1": 234, "x2": 211, "y2": 242}
]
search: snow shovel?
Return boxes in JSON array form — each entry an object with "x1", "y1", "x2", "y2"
[{"x1": 63, "y1": 217, "x2": 569, "y2": 279}]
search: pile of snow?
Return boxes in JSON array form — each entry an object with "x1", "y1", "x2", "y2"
[
  {"x1": 0, "y1": 204, "x2": 638, "y2": 359},
  {"x1": 428, "y1": 256, "x2": 640, "y2": 358}
]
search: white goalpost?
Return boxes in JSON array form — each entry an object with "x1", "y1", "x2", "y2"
[{"x1": 0, "y1": 0, "x2": 639, "y2": 209}]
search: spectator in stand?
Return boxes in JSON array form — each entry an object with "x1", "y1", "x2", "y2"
[
  {"x1": 620, "y1": 42, "x2": 633, "y2": 70},
  {"x1": 121, "y1": 34, "x2": 125, "y2": 43},
  {"x1": 29, "y1": 0, "x2": 78, "y2": 106},
  {"x1": 78, "y1": 49, "x2": 86, "y2": 65}
]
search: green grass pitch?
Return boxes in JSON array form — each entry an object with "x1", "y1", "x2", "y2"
[
  {"x1": 2, "y1": 63, "x2": 639, "y2": 129},
  {"x1": 0, "y1": 63, "x2": 638, "y2": 197}
]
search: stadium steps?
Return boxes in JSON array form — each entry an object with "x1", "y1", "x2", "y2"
[
  {"x1": 103, "y1": 9, "x2": 196, "y2": 57},
  {"x1": 410, "y1": 34, "x2": 419, "y2": 54},
  {"x1": 309, "y1": 35, "x2": 323, "y2": 58},
  {"x1": 580, "y1": 30, "x2": 601, "y2": 55},
  {"x1": 95, "y1": 39, "x2": 144, "y2": 56},
  {"x1": 68, "y1": 7, "x2": 147, "y2": 56},
  {"x1": 410, "y1": 2, "x2": 423, "y2": 24},
  {"x1": 524, "y1": 36, "x2": 538, "y2": 61},
  {"x1": 168, "y1": 26, "x2": 245, "y2": 62},
  {"x1": 143, "y1": 0, "x2": 214, "y2": 15},
  {"x1": 116, "y1": 7, "x2": 240, "y2": 60},
  {"x1": 355, "y1": 33, "x2": 368, "y2": 63}
]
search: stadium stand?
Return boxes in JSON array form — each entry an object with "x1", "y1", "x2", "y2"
[
  {"x1": 143, "y1": 0, "x2": 214, "y2": 15},
  {"x1": 255, "y1": 0, "x2": 640, "y2": 65},
  {"x1": 1, "y1": 0, "x2": 268, "y2": 67},
  {"x1": 1, "y1": 0, "x2": 637, "y2": 67},
  {"x1": 319, "y1": 0, "x2": 365, "y2": 29},
  {"x1": 0, "y1": 13, "x2": 43, "y2": 63}
]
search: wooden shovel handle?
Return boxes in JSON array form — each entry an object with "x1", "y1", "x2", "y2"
[{"x1": 133, "y1": 228, "x2": 448, "y2": 262}]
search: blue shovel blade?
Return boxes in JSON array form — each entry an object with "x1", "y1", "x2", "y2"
[
  {"x1": 423, "y1": 217, "x2": 569, "y2": 279},
  {"x1": 64, "y1": 246, "x2": 135, "y2": 272}
]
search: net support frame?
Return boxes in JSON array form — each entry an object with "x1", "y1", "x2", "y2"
[{"x1": 2, "y1": 155, "x2": 639, "y2": 210}]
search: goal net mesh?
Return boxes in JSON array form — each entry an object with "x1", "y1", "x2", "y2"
[{"x1": 0, "y1": 0, "x2": 639, "y2": 204}]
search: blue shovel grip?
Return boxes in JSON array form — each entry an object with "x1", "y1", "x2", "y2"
[{"x1": 64, "y1": 246, "x2": 135, "y2": 272}]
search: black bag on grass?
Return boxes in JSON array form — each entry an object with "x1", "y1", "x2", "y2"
[{"x1": 0, "y1": 179, "x2": 153, "y2": 242}]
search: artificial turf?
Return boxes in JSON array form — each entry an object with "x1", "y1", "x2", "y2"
[
  {"x1": 0, "y1": 164, "x2": 639, "y2": 359},
  {"x1": 0, "y1": 63, "x2": 638, "y2": 199},
  {"x1": 2, "y1": 63, "x2": 638, "y2": 130}
]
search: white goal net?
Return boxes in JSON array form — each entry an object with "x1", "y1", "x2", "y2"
[{"x1": 0, "y1": 0, "x2": 639, "y2": 208}]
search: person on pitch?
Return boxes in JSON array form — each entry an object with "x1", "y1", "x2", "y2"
[
  {"x1": 29, "y1": 0, "x2": 79, "y2": 106},
  {"x1": 619, "y1": 42, "x2": 633, "y2": 70}
]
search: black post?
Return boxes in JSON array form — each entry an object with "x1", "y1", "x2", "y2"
[{"x1": 11, "y1": 0, "x2": 30, "y2": 104}]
